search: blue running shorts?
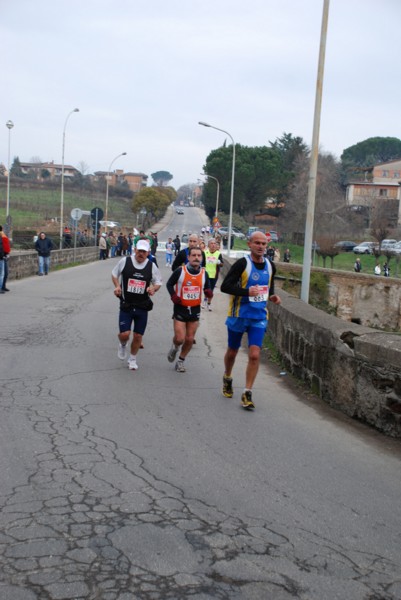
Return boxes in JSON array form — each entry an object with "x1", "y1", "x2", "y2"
[
  {"x1": 119, "y1": 307, "x2": 149, "y2": 335},
  {"x1": 226, "y1": 316, "x2": 267, "y2": 349}
]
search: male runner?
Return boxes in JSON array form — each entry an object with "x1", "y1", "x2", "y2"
[
  {"x1": 166, "y1": 247, "x2": 212, "y2": 372},
  {"x1": 171, "y1": 234, "x2": 206, "y2": 271},
  {"x1": 111, "y1": 240, "x2": 162, "y2": 370},
  {"x1": 203, "y1": 238, "x2": 223, "y2": 311},
  {"x1": 220, "y1": 231, "x2": 281, "y2": 409}
]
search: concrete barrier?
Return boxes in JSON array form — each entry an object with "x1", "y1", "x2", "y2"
[{"x1": 7, "y1": 246, "x2": 98, "y2": 280}]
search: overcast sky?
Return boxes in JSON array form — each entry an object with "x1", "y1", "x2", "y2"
[{"x1": 2, "y1": 0, "x2": 400, "y2": 189}]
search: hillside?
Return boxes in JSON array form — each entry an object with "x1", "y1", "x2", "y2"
[{"x1": 0, "y1": 180, "x2": 137, "y2": 232}]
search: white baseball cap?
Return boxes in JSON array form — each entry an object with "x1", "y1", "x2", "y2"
[{"x1": 136, "y1": 240, "x2": 150, "y2": 251}]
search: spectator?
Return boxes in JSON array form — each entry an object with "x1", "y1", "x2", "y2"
[
  {"x1": 35, "y1": 232, "x2": 54, "y2": 275},
  {"x1": 0, "y1": 225, "x2": 11, "y2": 293},
  {"x1": 99, "y1": 233, "x2": 108, "y2": 260},
  {"x1": 283, "y1": 248, "x2": 291, "y2": 263},
  {"x1": 354, "y1": 258, "x2": 362, "y2": 273}
]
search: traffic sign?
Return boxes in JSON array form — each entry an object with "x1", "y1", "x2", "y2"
[
  {"x1": 71, "y1": 208, "x2": 83, "y2": 221},
  {"x1": 91, "y1": 207, "x2": 104, "y2": 221},
  {"x1": 265, "y1": 232, "x2": 272, "y2": 242}
]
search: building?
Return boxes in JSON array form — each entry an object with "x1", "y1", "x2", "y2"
[
  {"x1": 17, "y1": 161, "x2": 79, "y2": 180},
  {"x1": 93, "y1": 170, "x2": 148, "y2": 192},
  {"x1": 346, "y1": 158, "x2": 401, "y2": 226}
]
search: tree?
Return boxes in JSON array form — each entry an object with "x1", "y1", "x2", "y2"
[
  {"x1": 151, "y1": 171, "x2": 173, "y2": 186},
  {"x1": 341, "y1": 137, "x2": 401, "y2": 183},
  {"x1": 269, "y1": 132, "x2": 310, "y2": 204},
  {"x1": 10, "y1": 156, "x2": 24, "y2": 177},
  {"x1": 282, "y1": 151, "x2": 359, "y2": 242},
  {"x1": 203, "y1": 145, "x2": 282, "y2": 218},
  {"x1": 132, "y1": 187, "x2": 171, "y2": 222}
]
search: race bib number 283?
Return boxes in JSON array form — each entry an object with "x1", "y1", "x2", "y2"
[{"x1": 250, "y1": 285, "x2": 269, "y2": 302}]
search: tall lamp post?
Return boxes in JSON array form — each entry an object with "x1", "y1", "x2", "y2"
[
  {"x1": 60, "y1": 108, "x2": 79, "y2": 249},
  {"x1": 105, "y1": 152, "x2": 127, "y2": 231},
  {"x1": 199, "y1": 121, "x2": 235, "y2": 255},
  {"x1": 5, "y1": 120, "x2": 14, "y2": 236},
  {"x1": 201, "y1": 172, "x2": 220, "y2": 222}
]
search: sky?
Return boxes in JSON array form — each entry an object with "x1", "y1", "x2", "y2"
[{"x1": 2, "y1": 0, "x2": 401, "y2": 190}]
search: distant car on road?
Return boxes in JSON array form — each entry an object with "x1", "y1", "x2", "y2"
[
  {"x1": 217, "y1": 226, "x2": 246, "y2": 239},
  {"x1": 175, "y1": 208, "x2": 184, "y2": 214},
  {"x1": 353, "y1": 241, "x2": 377, "y2": 254},
  {"x1": 334, "y1": 241, "x2": 357, "y2": 252}
]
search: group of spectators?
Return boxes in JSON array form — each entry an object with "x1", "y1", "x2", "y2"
[{"x1": 98, "y1": 230, "x2": 159, "y2": 261}]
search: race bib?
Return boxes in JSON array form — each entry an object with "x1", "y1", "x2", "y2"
[
  {"x1": 206, "y1": 256, "x2": 217, "y2": 264},
  {"x1": 250, "y1": 285, "x2": 269, "y2": 303},
  {"x1": 182, "y1": 285, "x2": 200, "y2": 300},
  {"x1": 127, "y1": 278, "x2": 146, "y2": 294}
]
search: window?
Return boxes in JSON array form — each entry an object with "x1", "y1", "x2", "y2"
[
  {"x1": 379, "y1": 189, "x2": 388, "y2": 197},
  {"x1": 382, "y1": 170, "x2": 389, "y2": 177},
  {"x1": 393, "y1": 171, "x2": 400, "y2": 178}
]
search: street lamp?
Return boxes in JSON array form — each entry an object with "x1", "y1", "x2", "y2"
[
  {"x1": 199, "y1": 121, "x2": 235, "y2": 255},
  {"x1": 105, "y1": 152, "x2": 127, "y2": 231},
  {"x1": 5, "y1": 120, "x2": 14, "y2": 232},
  {"x1": 60, "y1": 108, "x2": 79, "y2": 249},
  {"x1": 201, "y1": 172, "x2": 220, "y2": 222}
]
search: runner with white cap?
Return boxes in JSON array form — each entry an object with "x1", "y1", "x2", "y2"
[{"x1": 111, "y1": 240, "x2": 162, "y2": 370}]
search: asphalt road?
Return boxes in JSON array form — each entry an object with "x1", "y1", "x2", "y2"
[{"x1": 1, "y1": 207, "x2": 401, "y2": 600}]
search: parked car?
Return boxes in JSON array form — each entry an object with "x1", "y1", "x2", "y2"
[
  {"x1": 380, "y1": 239, "x2": 397, "y2": 250},
  {"x1": 217, "y1": 226, "x2": 246, "y2": 239},
  {"x1": 353, "y1": 241, "x2": 377, "y2": 254},
  {"x1": 268, "y1": 230, "x2": 279, "y2": 243},
  {"x1": 334, "y1": 241, "x2": 357, "y2": 252},
  {"x1": 388, "y1": 241, "x2": 401, "y2": 255}
]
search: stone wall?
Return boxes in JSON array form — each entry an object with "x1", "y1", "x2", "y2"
[
  {"x1": 275, "y1": 262, "x2": 401, "y2": 331},
  {"x1": 7, "y1": 247, "x2": 98, "y2": 280},
  {"x1": 268, "y1": 292, "x2": 401, "y2": 437},
  {"x1": 221, "y1": 257, "x2": 401, "y2": 437}
]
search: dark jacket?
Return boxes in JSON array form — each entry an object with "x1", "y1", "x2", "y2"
[{"x1": 35, "y1": 236, "x2": 53, "y2": 257}]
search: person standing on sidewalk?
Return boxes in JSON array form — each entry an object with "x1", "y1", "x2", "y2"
[
  {"x1": 111, "y1": 240, "x2": 162, "y2": 371},
  {"x1": 165, "y1": 237, "x2": 174, "y2": 268},
  {"x1": 166, "y1": 247, "x2": 212, "y2": 372},
  {"x1": 220, "y1": 231, "x2": 281, "y2": 410},
  {"x1": 34, "y1": 232, "x2": 53, "y2": 276},
  {"x1": 0, "y1": 225, "x2": 11, "y2": 293}
]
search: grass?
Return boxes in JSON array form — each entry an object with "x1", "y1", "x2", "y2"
[
  {"x1": 233, "y1": 239, "x2": 401, "y2": 277},
  {"x1": 0, "y1": 183, "x2": 136, "y2": 231}
]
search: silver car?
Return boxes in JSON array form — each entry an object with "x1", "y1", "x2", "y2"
[{"x1": 353, "y1": 241, "x2": 377, "y2": 254}]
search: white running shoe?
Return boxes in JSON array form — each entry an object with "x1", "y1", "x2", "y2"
[
  {"x1": 207, "y1": 304, "x2": 212, "y2": 311},
  {"x1": 118, "y1": 343, "x2": 127, "y2": 360},
  {"x1": 128, "y1": 356, "x2": 138, "y2": 370},
  {"x1": 175, "y1": 360, "x2": 186, "y2": 373}
]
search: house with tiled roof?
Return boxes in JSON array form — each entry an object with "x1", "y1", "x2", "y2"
[{"x1": 345, "y1": 158, "x2": 401, "y2": 226}]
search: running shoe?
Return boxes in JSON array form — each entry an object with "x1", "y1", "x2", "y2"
[
  {"x1": 241, "y1": 390, "x2": 255, "y2": 410},
  {"x1": 128, "y1": 356, "x2": 138, "y2": 370},
  {"x1": 175, "y1": 360, "x2": 186, "y2": 372},
  {"x1": 222, "y1": 375, "x2": 233, "y2": 398},
  {"x1": 118, "y1": 343, "x2": 127, "y2": 360},
  {"x1": 207, "y1": 304, "x2": 212, "y2": 311},
  {"x1": 167, "y1": 345, "x2": 178, "y2": 363}
]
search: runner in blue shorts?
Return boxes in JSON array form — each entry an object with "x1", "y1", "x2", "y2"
[{"x1": 220, "y1": 231, "x2": 281, "y2": 410}]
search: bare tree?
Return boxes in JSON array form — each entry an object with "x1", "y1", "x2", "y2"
[
  {"x1": 77, "y1": 161, "x2": 90, "y2": 175},
  {"x1": 281, "y1": 151, "x2": 360, "y2": 243}
]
